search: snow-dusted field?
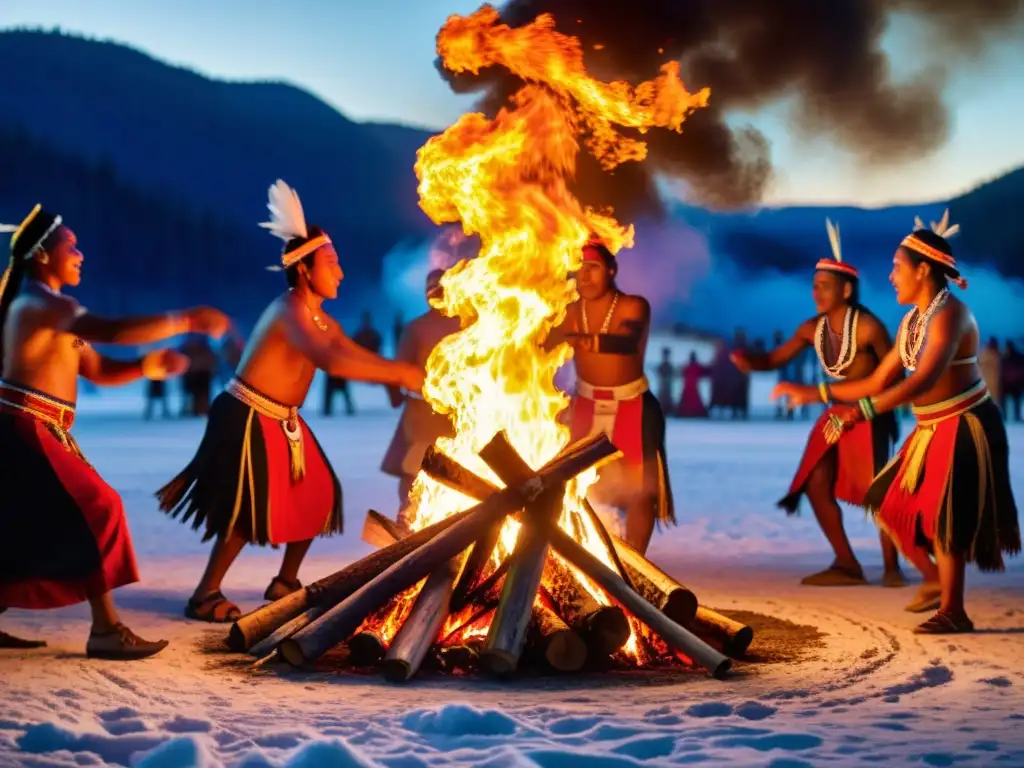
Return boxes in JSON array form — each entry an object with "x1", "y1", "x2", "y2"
[{"x1": 2, "y1": 380, "x2": 1023, "y2": 767}]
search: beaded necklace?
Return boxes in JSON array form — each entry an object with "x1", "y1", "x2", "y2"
[
  {"x1": 581, "y1": 291, "x2": 619, "y2": 335},
  {"x1": 813, "y1": 306, "x2": 859, "y2": 379},
  {"x1": 897, "y1": 287, "x2": 949, "y2": 371}
]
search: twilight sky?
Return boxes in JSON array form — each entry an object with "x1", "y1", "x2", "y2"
[{"x1": 3, "y1": 0, "x2": 1022, "y2": 207}]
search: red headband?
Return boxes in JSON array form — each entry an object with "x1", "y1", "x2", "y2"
[
  {"x1": 582, "y1": 245, "x2": 603, "y2": 262},
  {"x1": 815, "y1": 258, "x2": 859, "y2": 279}
]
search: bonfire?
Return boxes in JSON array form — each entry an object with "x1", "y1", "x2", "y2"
[{"x1": 225, "y1": 6, "x2": 751, "y2": 681}]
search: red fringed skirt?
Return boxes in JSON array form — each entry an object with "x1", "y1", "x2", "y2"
[
  {"x1": 864, "y1": 382, "x2": 1020, "y2": 572},
  {"x1": 778, "y1": 406, "x2": 898, "y2": 513},
  {"x1": 156, "y1": 378, "x2": 342, "y2": 546},
  {"x1": 569, "y1": 377, "x2": 675, "y2": 525},
  {"x1": 0, "y1": 384, "x2": 139, "y2": 610}
]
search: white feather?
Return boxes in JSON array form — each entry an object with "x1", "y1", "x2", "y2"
[
  {"x1": 258, "y1": 179, "x2": 308, "y2": 241},
  {"x1": 942, "y1": 223, "x2": 960, "y2": 238},
  {"x1": 914, "y1": 216, "x2": 926, "y2": 231},
  {"x1": 0, "y1": 224, "x2": 19, "y2": 233},
  {"x1": 825, "y1": 218, "x2": 842, "y2": 261}
]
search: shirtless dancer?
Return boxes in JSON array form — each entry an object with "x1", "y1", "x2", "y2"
[
  {"x1": 732, "y1": 220, "x2": 904, "y2": 587},
  {"x1": 550, "y1": 241, "x2": 674, "y2": 553},
  {"x1": 381, "y1": 268, "x2": 460, "y2": 526},
  {"x1": 0, "y1": 204, "x2": 229, "y2": 657},
  {"x1": 774, "y1": 212, "x2": 1019, "y2": 631},
  {"x1": 157, "y1": 181, "x2": 423, "y2": 622}
]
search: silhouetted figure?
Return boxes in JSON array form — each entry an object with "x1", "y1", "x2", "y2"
[
  {"x1": 1003, "y1": 340, "x2": 1023, "y2": 421},
  {"x1": 655, "y1": 347, "x2": 674, "y2": 412},
  {"x1": 678, "y1": 351, "x2": 710, "y2": 418},
  {"x1": 323, "y1": 312, "x2": 383, "y2": 416},
  {"x1": 179, "y1": 334, "x2": 217, "y2": 417},
  {"x1": 143, "y1": 378, "x2": 170, "y2": 420}
]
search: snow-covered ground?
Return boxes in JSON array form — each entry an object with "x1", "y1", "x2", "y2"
[{"x1": 2, "y1": 380, "x2": 1023, "y2": 767}]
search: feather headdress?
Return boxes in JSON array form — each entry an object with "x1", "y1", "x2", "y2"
[
  {"x1": 904, "y1": 208, "x2": 966, "y2": 288},
  {"x1": 913, "y1": 208, "x2": 960, "y2": 239},
  {"x1": 815, "y1": 217, "x2": 858, "y2": 278},
  {"x1": 259, "y1": 179, "x2": 331, "y2": 271},
  {"x1": 0, "y1": 204, "x2": 65, "y2": 310}
]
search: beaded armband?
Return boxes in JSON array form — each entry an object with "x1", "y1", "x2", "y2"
[{"x1": 857, "y1": 397, "x2": 876, "y2": 421}]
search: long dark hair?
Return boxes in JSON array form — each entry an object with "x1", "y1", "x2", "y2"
[{"x1": 0, "y1": 254, "x2": 28, "y2": 376}]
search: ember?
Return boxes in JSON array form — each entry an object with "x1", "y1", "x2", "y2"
[{"x1": 225, "y1": 7, "x2": 749, "y2": 682}]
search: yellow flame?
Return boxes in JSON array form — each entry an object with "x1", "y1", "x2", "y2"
[{"x1": 399, "y1": 5, "x2": 709, "y2": 664}]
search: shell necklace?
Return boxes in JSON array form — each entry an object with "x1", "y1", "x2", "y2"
[
  {"x1": 814, "y1": 306, "x2": 859, "y2": 380},
  {"x1": 291, "y1": 288, "x2": 327, "y2": 332},
  {"x1": 581, "y1": 292, "x2": 619, "y2": 335},
  {"x1": 897, "y1": 287, "x2": 949, "y2": 371}
]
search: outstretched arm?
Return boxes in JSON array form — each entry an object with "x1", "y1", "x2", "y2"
[
  {"x1": 78, "y1": 346, "x2": 145, "y2": 386},
  {"x1": 79, "y1": 346, "x2": 190, "y2": 387},
  {"x1": 66, "y1": 303, "x2": 229, "y2": 346},
  {"x1": 733, "y1": 320, "x2": 814, "y2": 373},
  {"x1": 282, "y1": 307, "x2": 421, "y2": 391}
]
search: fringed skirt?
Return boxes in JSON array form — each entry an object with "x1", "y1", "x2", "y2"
[
  {"x1": 570, "y1": 377, "x2": 675, "y2": 526},
  {"x1": 0, "y1": 383, "x2": 139, "y2": 609},
  {"x1": 156, "y1": 378, "x2": 342, "y2": 547},
  {"x1": 779, "y1": 406, "x2": 898, "y2": 513},
  {"x1": 864, "y1": 382, "x2": 1020, "y2": 572}
]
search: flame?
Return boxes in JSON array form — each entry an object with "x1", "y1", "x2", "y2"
[{"x1": 389, "y1": 5, "x2": 709, "y2": 665}]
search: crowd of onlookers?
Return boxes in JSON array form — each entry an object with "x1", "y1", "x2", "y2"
[{"x1": 654, "y1": 330, "x2": 1024, "y2": 423}]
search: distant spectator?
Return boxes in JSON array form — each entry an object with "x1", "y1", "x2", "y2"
[
  {"x1": 979, "y1": 336, "x2": 1001, "y2": 411},
  {"x1": 1003, "y1": 340, "x2": 1023, "y2": 422}
]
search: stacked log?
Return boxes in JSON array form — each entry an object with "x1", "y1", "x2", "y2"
[{"x1": 225, "y1": 431, "x2": 752, "y2": 683}]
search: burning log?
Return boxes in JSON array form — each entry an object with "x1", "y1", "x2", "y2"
[
  {"x1": 481, "y1": 483, "x2": 564, "y2": 676},
  {"x1": 527, "y1": 600, "x2": 587, "y2": 672},
  {"x1": 248, "y1": 606, "x2": 323, "y2": 659},
  {"x1": 361, "y1": 509, "x2": 409, "y2": 547},
  {"x1": 471, "y1": 434, "x2": 629, "y2": 658},
  {"x1": 468, "y1": 435, "x2": 729, "y2": 679},
  {"x1": 689, "y1": 607, "x2": 755, "y2": 658},
  {"x1": 540, "y1": 520, "x2": 731, "y2": 679},
  {"x1": 540, "y1": 561, "x2": 629, "y2": 658},
  {"x1": 382, "y1": 554, "x2": 464, "y2": 682},
  {"x1": 609, "y1": 532, "x2": 698, "y2": 626},
  {"x1": 348, "y1": 629, "x2": 387, "y2": 665},
  {"x1": 277, "y1": 434, "x2": 617, "y2": 668},
  {"x1": 229, "y1": 501, "x2": 487, "y2": 652}
]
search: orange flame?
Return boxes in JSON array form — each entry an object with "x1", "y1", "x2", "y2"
[{"x1": 397, "y1": 5, "x2": 709, "y2": 664}]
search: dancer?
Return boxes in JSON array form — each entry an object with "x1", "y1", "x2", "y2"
[
  {"x1": 773, "y1": 211, "x2": 1019, "y2": 632},
  {"x1": 733, "y1": 220, "x2": 903, "y2": 587},
  {"x1": 0, "y1": 204, "x2": 229, "y2": 657},
  {"x1": 549, "y1": 241, "x2": 674, "y2": 553},
  {"x1": 157, "y1": 180, "x2": 424, "y2": 622},
  {"x1": 381, "y1": 268, "x2": 460, "y2": 525}
]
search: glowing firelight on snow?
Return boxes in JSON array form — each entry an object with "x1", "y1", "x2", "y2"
[{"x1": 385, "y1": 5, "x2": 710, "y2": 661}]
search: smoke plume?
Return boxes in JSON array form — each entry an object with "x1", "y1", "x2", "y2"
[{"x1": 437, "y1": 1, "x2": 1024, "y2": 218}]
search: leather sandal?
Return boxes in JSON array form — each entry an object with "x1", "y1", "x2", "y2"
[
  {"x1": 185, "y1": 591, "x2": 241, "y2": 623},
  {"x1": 264, "y1": 576, "x2": 302, "y2": 602},
  {"x1": 0, "y1": 630, "x2": 47, "y2": 649},
  {"x1": 913, "y1": 610, "x2": 975, "y2": 634},
  {"x1": 86, "y1": 623, "x2": 168, "y2": 660}
]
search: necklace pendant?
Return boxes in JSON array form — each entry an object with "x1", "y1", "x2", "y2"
[{"x1": 312, "y1": 314, "x2": 327, "y2": 332}]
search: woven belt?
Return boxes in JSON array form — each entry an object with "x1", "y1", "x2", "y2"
[
  {"x1": 0, "y1": 380, "x2": 88, "y2": 463},
  {"x1": 576, "y1": 376, "x2": 649, "y2": 402},
  {"x1": 226, "y1": 377, "x2": 306, "y2": 482}
]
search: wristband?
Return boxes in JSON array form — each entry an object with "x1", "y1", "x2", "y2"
[{"x1": 857, "y1": 397, "x2": 876, "y2": 421}]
